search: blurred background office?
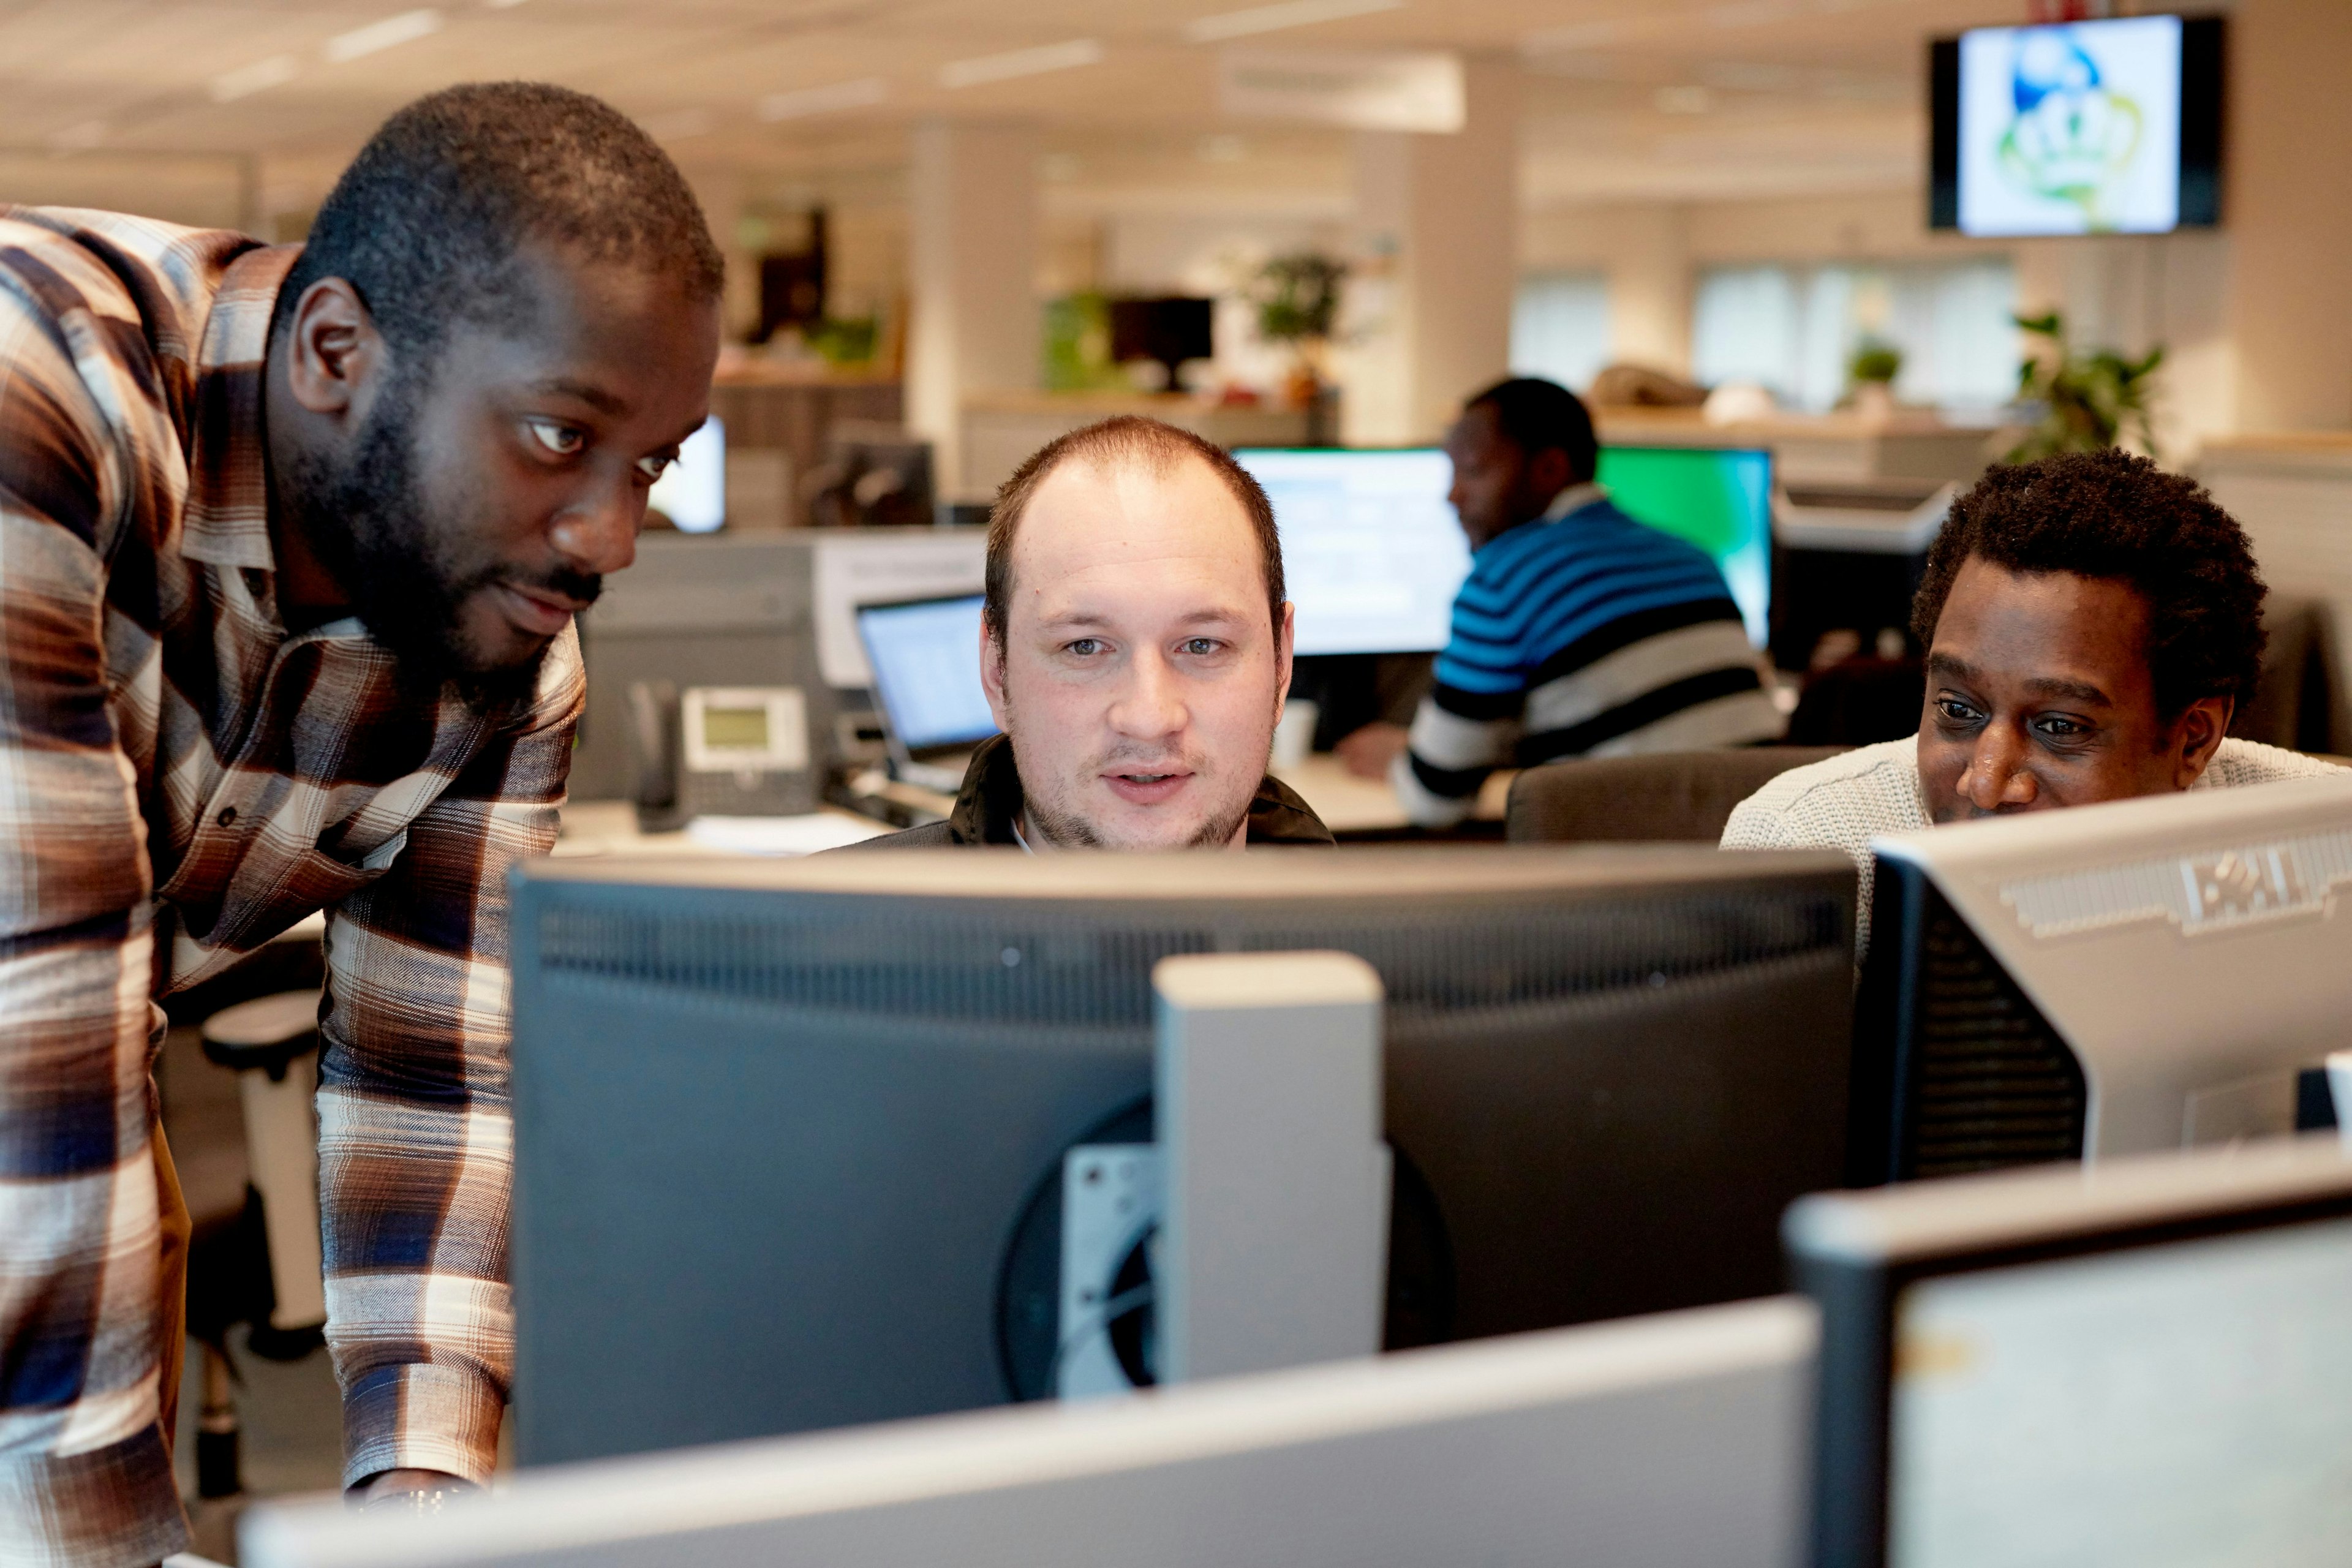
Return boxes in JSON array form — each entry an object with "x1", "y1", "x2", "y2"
[{"x1": 13, "y1": 0, "x2": 2352, "y2": 1558}]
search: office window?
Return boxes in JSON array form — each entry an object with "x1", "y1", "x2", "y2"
[
  {"x1": 1692, "y1": 258, "x2": 2018, "y2": 413},
  {"x1": 1511, "y1": 273, "x2": 1611, "y2": 393}
]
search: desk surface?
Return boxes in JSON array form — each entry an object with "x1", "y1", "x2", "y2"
[
  {"x1": 1273, "y1": 755, "x2": 1512, "y2": 834},
  {"x1": 558, "y1": 757, "x2": 1509, "y2": 854},
  {"x1": 554, "y1": 801, "x2": 889, "y2": 859}
]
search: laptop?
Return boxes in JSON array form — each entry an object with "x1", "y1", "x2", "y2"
[{"x1": 854, "y1": 592, "x2": 1000, "y2": 795}]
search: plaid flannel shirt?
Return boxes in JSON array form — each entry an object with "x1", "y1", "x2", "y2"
[{"x1": 0, "y1": 208, "x2": 582, "y2": 1566}]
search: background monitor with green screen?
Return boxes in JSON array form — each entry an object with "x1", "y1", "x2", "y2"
[{"x1": 1593, "y1": 445, "x2": 1773, "y2": 650}]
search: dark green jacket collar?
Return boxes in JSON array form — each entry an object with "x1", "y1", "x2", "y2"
[{"x1": 944, "y1": 734, "x2": 1334, "y2": 847}]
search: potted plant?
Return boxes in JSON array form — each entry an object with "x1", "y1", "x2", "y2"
[
  {"x1": 1845, "y1": 336, "x2": 1904, "y2": 423},
  {"x1": 1249, "y1": 252, "x2": 1347, "y2": 444},
  {"x1": 2006, "y1": 311, "x2": 2163, "y2": 462}
]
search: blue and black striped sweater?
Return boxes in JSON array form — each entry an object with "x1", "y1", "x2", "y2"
[{"x1": 1393, "y1": 486, "x2": 1785, "y2": 824}]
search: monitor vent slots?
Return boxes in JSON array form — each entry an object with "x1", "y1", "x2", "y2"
[
  {"x1": 536, "y1": 889, "x2": 1848, "y2": 1027},
  {"x1": 1902, "y1": 902, "x2": 2086, "y2": 1179}
]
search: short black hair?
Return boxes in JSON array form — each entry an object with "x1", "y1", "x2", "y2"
[
  {"x1": 1912, "y1": 448, "x2": 2268, "y2": 720},
  {"x1": 1464, "y1": 377, "x2": 1600, "y2": 482},
  {"x1": 276, "y1": 82, "x2": 724, "y2": 360}
]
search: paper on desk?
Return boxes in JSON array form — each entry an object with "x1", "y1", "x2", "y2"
[
  {"x1": 812, "y1": 533, "x2": 987, "y2": 688},
  {"x1": 685, "y1": 814, "x2": 888, "y2": 856}
]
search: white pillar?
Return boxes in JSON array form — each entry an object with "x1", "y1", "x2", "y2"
[
  {"x1": 1341, "y1": 56, "x2": 1520, "y2": 447},
  {"x1": 682, "y1": 165, "x2": 760, "y2": 343},
  {"x1": 907, "y1": 119, "x2": 1041, "y2": 499},
  {"x1": 1604, "y1": 205, "x2": 1692, "y2": 376},
  {"x1": 2225, "y1": 0, "x2": 2352, "y2": 433}
]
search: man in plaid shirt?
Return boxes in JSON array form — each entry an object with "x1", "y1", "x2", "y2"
[{"x1": 0, "y1": 84, "x2": 721, "y2": 1561}]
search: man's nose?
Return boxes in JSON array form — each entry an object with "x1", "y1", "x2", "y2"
[
  {"x1": 1107, "y1": 649, "x2": 1187, "y2": 739},
  {"x1": 548, "y1": 473, "x2": 640, "y2": 579},
  {"x1": 1958, "y1": 724, "x2": 2039, "y2": 812}
]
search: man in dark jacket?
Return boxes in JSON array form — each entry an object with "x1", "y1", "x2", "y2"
[{"x1": 852, "y1": 417, "x2": 1332, "y2": 850}]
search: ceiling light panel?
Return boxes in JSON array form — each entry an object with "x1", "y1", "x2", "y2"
[
  {"x1": 938, "y1": 39, "x2": 1104, "y2": 89},
  {"x1": 323, "y1": 9, "x2": 445, "y2": 66},
  {"x1": 1183, "y1": 0, "x2": 1403, "y2": 45}
]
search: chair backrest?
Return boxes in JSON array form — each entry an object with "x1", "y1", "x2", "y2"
[
  {"x1": 1507, "y1": 747, "x2": 1851, "y2": 845},
  {"x1": 2234, "y1": 594, "x2": 2344, "y2": 755}
]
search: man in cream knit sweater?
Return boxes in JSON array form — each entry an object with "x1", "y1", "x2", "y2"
[{"x1": 1724, "y1": 450, "x2": 2342, "y2": 952}]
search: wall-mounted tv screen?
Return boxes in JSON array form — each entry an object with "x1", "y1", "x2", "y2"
[{"x1": 1930, "y1": 14, "x2": 2223, "y2": 236}]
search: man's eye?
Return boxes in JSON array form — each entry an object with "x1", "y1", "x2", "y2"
[
  {"x1": 2037, "y1": 715, "x2": 2090, "y2": 739},
  {"x1": 1181, "y1": 637, "x2": 1221, "y2": 656},
  {"x1": 635, "y1": 452, "x2": 674, "y2": 481},
  {"x1": 525, "y1": 419, "x2": 585, "y2": 457},
  {"x1": 1935, "y1": 698, "x2": 1981, "y2": 724},
  {"x1": 1067, "y1": 638, "x2": 1102, "y2": 657}
]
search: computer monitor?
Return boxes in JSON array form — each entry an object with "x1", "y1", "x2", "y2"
[
  {"x1": 1109, "y1": 296, "x2": 1215, "y2": 391},
  {"x1": 1928, "y1": 15, "x2": 2225, "y2": 236},
  {"x1": 505, "y1": 846, "x2": 1855, "y2": 1464},
  {"x1": 1234, "y1": 447, "x2": 1468, "y2": 657},
  {"x1": 855, "y1": 592, "x2": 999, "y2": 762},
  {"x1": 1234, "y1": 445, "x2": 1771, "y2": 658},
  {"x1": 241, "y1": 1295, "x2": 1814, "y2": 1568},
  {"x1": 1852, "y1": 773, "x2": 2352, "y2": 1185},
  {"x1": 646, "y1": 415, "x2": 725, "y2": 533},
  {"x1": 1594, "y1": 445, "x2": 1773, "y2": 650},
  {"x1": 1788, "y1": 1136, "x2": 2352, "y2": 1568}
]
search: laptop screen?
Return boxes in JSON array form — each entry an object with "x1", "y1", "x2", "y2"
[{"x1": 856, "y1": 594, "x2": 999, "y2": 752}]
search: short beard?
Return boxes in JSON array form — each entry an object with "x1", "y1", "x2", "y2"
[
  {"x1": 1018, "y1": 745, "x2": 1257, "y2": 850},
  {"x1": 284, "y1": 361, "x2": 590, "y2": 714}
]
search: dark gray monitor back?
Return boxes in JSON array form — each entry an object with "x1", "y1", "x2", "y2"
[
  {"x1": 571, "y1": 533, "x2": 831, "y2": 802},
  {"x1": 508, "y1": 848, "x2": 1855, "y2": 1466}
]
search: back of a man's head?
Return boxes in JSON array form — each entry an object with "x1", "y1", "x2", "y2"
[
  {"x1": 277, "y1": 81, "x2": 725, "y2": 360},
  {"x1": 1466, "y1": 377, "x2": 1600, "y2": 481},
  {"x1": 1913, "y1": 448, "x2": 2268, "y2": 718},
  {"x1": 984, "y1": 416, "x2": 1285, "y2": 649}
]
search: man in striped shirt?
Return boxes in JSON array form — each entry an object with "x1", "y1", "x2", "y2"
[
  {"x1": 1338, "y1": 379, "x2": 1783, "y2": 825},
  {"x1": 1, "y1": 86, "x2": 720, "y2": 1561}
]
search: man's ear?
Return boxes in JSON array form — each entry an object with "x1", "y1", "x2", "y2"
[
  {"x1": 1525, "y1": 445, "x2": 1577, "y2": 500},
  {"x1": 979, "y1": 617, "x2": 1011, "y2": 731},
  {"x1": 2170, "y1": 694, "x2": 2233, "y2": 788},
  {"x1": 1275, "y1": 599, "x2": 1296, "y2": 708},
  {"x1": 282, "y1": 277, "x2": 392, "y2": 424}
]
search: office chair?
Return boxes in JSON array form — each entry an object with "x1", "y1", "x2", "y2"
[{"x1": 1506, "y1": 747, "x2": 1850, "y2": 845}]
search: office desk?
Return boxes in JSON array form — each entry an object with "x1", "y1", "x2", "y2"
[
  {"x1": 557, "y1": 758, "x2": 1509, "y2": 856},
  {"x1": 1273, "y1": 755, "x2": 1513, "y2": 837},
  {"x1": 554, "y1": 801, "x2": 888, "y2": 858}
]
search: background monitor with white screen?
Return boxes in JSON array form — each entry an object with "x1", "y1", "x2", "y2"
[
  {"x1": 1930, "y1": 15, "x2": 2225, "y2": 235},
  {"x1": 1790, "y1": 1137, "x2": 2352, "y2": 1568},
  {"x1": 1235, "y1": 448, "x2": 1469, "y2": 657},
  {"x1": 1238, "y1": 445, "x2": 1771, "y2": 657},
  {"x1": 647, "y1": 416, "x2": 725, "y2": 533},
  {"x1": 856, "y1": 592, "x2": 998, "y2": 753}
]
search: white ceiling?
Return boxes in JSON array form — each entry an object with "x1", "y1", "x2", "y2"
[{"x1": 0, "y1": 0, "x2": 2038, "y2": 225}]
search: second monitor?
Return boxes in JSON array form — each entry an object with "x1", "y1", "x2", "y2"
[{"x1": 1235, "y1": 444, "x2": 1774, "y2": 657}]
